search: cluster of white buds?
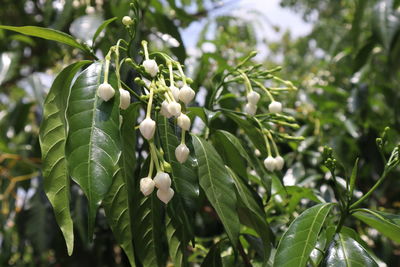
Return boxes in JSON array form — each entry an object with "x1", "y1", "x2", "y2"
[
  {"x1": 263, "y1": 155, "x2": 285, "y2": 172},
  {"x1": 135, "y1": 40, "x2": 198, "y2": 204}
]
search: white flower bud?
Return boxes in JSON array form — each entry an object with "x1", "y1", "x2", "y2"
[
  {"x1": 139, "y1": 118, "x2": 156, "y2": 140},
  {"x1": 160, "y1": 100, "x2": 172, "y2": 118},
  {"x1": 153, "y1": 171, "x2": 171, "y2": 190},
  {"x1": 274, "y1": 156, "x2": 284, "y2": 170},
  {"x1": 247, "y1": 91, "x2": 260, "y2": 105},
  {"x1": 264, "y1": 156, "x2": 276, "y2": 172},
  {"x1": 177, "y1": 114, "x2": 191, "y2": 131},
  {"x1": 244, "y1": 103, "x2": 257, "y2": 115},
  {"x1": 140, "y1": 177, "x2": 155, "y2": 196},
  {"x1": 122, "y1": 16, "x2": 133, "y2": 26},
  {"x1": 167, "y1": 101, "x2": 181, "y2": 117},
  {"x1": 175, "y1": 143, "x2": 190, "y2": 163},
  {"x1": 97, "y1": 83, "x2": 115, "y2": 101},
  {"x1": 179, "y1": 85, "x2": 195, "y2": 105},
  {"x1": 157, "y1": 188, "x2": 174, "y2": 204},
  {"x1": 170, "y1": 85, "x2": 180, "y2": 101},
  {"x1": 143, "y1": 59, "x2": 159, "y2": 77},
  {"x1": 119, "y1": 88, "x2": 130, "y2": 110},
  {"x1": 269, "y1": 101, "x2": 282, "y2": 113}
]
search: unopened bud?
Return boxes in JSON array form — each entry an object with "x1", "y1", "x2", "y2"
[
  {"x1": 247, "y1": 91, "x2": 260, "y2": 105},
  {"x1": 274, "y1": 156, "x2": 284, "y2": 170},
  {"x1": 119, "y1": 88, "x2": 130, "y2": 110},
  {"x1": 264, "y1": 156, "x2": 275, "y2": 172},
  {"x1": 143, "y1": 59, "x2": 159, "y2": 77},
  {"x1": 140, "y1": 177, "x2": 155, "y2": 196},
  {"x1": 244, "y1": 103, "x2": 257, "y2": 115},
  {"x1": 175, "y1": 143, "x2": 190, "y2": 163},
  {"x1": 122, "y1": 16, "x2": 133, "y2": 26},
  {"x1": 139, "y1": 118, "x2": 156, "y2": 140},
  {"x1": 168, "y1": 101, "x2": 181, "y2": 117},
  {"x1": 154, "y1": 171, "x2": 171, "y2": 190},
  {"x1": 269, "y1": 101, "x2": 282, "y2": 113},
  {"x1": 160, "y1": 100, "x2": 172, "y2": 118},
  {"x1": 179, "y1": 85, "x2": 195, "y2": 105},
  {"x1": 97, "y1": 83, "x2": 115, "y2": 101},
  {"x1": 170, "y1": 85, "x2": 180, "y2": 101},
  {"x1": 177, "y1": 114, "x2": 191, "y2": 131},
  {"x1": 157, "y1": 188, "x2": 174, "y2": 204}
]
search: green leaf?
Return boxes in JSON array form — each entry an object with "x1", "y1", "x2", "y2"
[
  {"x1": 226, "y1": 166, "x2": 272, "y2": 261},
  {"x1": 348, "y1": 158, "x2": 359, "y2": 200},
  {"x1": 39, "y1": 61, "x2": 91, "y2": 256},
  {"x1": 213, "y1": 130, "x2": 249, "y2": 178},
  {"x1": 352, "y1": 209, "x2": 400, "y2": 243},
  {"x1": 273, "y1": 203, "x2": 334, "y2": 267},
  {"x1": 132, "y1": 183, "x2": 168, "y2": 267},
  {"x1": 103, "y1": 104, "x2": 140, "y2": 266},
  {"x1": 192, "y1": 135, "x2": 240, "y2": 248},
  {"x1": 0, "y1": 25, "x2": 91, "y2": 54},
  {"x1": 223, "y1": 112, "x2": 267, "y2": 155},
  {"x1": 323, "y1": 232, "x2": 378, "y2": 267},
  {"x1": 65, "y1": 62, "x2": 121, "y2": 238},
  {"x1": 201, "y1": 242, "x2": 223, "y2": 267},
  {"x1": 166, "y1": 215, "x2": 186, "y2": 267},
  {"x1": 92, "y1": 17, "x2": 117, "y2": 46}
]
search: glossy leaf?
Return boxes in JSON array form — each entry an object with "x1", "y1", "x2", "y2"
[
  {"x1": 352, "y1": 209, "x2": 400, "y2": 243},
  {"x1": 372, "y1": 0, "x2": 400, "y2": 50},
  {"x1": 323, "y1": 232, "x2": 378, "y2": 267},
  {"x1": 103, "y1": 104, "x2": 140, "y2": 266},
  {"x1": 226, "y1": 166, "x2": 272, "y2": 261},
  {"x1": 273, "y1": 203, "x2": 334, "y2": 267},
  {"x1": 65, "y1": 62, "x2": 121, "y2": 238},
  {"x1": 0, "y1": 25, "x2": 90, "y2": 54},
  {"x1": 39, "y1": 61, "x2": 91, "y2": 255},
  {"x1": 192, "y1": 135, "x2": 239, "y2": 248}
]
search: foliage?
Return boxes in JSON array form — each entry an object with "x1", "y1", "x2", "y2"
[{"x1": 0, "y1": 0, "x2": 400, "y2": 266}]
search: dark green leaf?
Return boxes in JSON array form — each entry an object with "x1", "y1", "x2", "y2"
[
  {"x1": 372, "y1": 0, "x2": 400, "y2": 50},
  {"x1": 192, "y1": 135, "x2": 239, "y2": 248},
  {"x1": 39, "y1": 61, "x2": 91, "y2": 255},
  {"x1": 65, "y1": 62, "x2": 121, "y2": 238},
  {"x1": 200, "y1": 241, "x2": 223, "y2": 267},
  {"x1": 226, "y1": 166, "x2": 272, "y2": 261},
  {"x1": 92, "y1": 17, "x2": 117, "y2": 46},
  {"x1": 103, "y1": 104, "x2": 140, "y2": 266},
  {"x1": 273, "y1": 203, "x2": 334, "y2": 267},
  {"x1": 323, "y1": 232, "x2": 378, "y2": 267},
  {"x1": 352, "y1": 209, "x2": 400, "y2": 243},
  {"x1": 0, "y1": 25, "x2": 90, "y2": 54},
  {"x1": 348, "y1": 158, "x2": 359, "y2": 200}
]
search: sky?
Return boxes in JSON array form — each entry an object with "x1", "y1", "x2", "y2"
[{"x1": 181, "y1": 0, "x2": 312, "y2": 51}]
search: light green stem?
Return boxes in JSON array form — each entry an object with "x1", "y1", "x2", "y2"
[{"x1": 146, "y1": 84, "x2": 154, "y2": 119}]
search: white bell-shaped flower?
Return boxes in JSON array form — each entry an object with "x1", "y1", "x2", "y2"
[
  {"x1": 153, "y1": 171, "x2": 171, "y2": 190},
  {"x1": 269, "y1": 101, "x2": 282, "y2": 113},
  {"x1": 247, "y1": 91, "x2": 260, "y2": 105},
  {"x1": 139, "y1": 118, "x2": 156, "y2": 140},
  {"x1": 244, "y1": 103, "x2": 257, "y2": 116},
  {"x1": 160, "y1": 100, "x2": 172, "y2": 118},
  {"x1": 157, "y1": 188, "x2": 174, "y2": 204},
  {"x1": 170, "y1": 85, "x2": 180, "y2": 101},
  {"x1": 175, "y1": 143, "x2": 190, "y2": 163},
  {"x1": 264, "y1": 156, "x2": 276, "y2": 172},
  {"x1": 140, "y1": 177, "x2": 155, "y2": 196},
  {"x1": 274, "y1": 156, "x2": 284, "y2": 171},
  {"x1": 119, "y1": 88, "x2": 130, "y2": 110},
  {"x1": 97, "y1": 83, "x2": 115, "y2": 101},
  {"x1": 122, "y1": 16, "x2": 133, "y2": 26},
  {"x1": 143, "y1": 59, "x2": 159, "y2": 77},
  {"x1": 168, "y1": 101, "x2": 181, "y2": 117},
  {"x1": 179, "y1": 85, "x2": 195, "y2": 105},
  {"x1": 177, "y1": 114, "x2": 191, "y2": 131}
]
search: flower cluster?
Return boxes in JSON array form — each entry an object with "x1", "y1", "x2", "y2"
[{"x1": 135, "y1": 40, "x2": 196, "y2": 204}]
